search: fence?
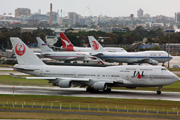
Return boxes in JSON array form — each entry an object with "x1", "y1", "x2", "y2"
[{"x1": 0, "y1": 101, "x2": 179, "y2": 116}]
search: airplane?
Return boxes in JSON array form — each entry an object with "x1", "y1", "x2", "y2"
[
  {"x1": 88, "y1": 36, "x2": 173, "y2": 65},
  {"x1": 60, "y1": 32, "x2": 127, "y2": 52},
  {"x1": 10, "y1": 37, "x2": 179, "y2": 94},
  {"x1": 36, "y1": 37, "x2": 101, "y2": 63}
]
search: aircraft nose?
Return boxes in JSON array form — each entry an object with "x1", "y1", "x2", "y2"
[
  {"x1": 169, "y1": 55, "x2": 173, "y2": 61},
  {"x1": 174, "y1": 74, "x2": 179, "y2": 82}
]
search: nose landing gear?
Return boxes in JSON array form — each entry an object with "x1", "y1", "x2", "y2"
[{"x1": 157, "y1": 86, "x2": 162, "y2": 95}]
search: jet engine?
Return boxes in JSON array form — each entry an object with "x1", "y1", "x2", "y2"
[
  {"x1": 148, "y1": 59, "x2": 158, "y2": 65},
  {"x1": 93, "y1": 82, "x2": 107, "y2": 90},
  {"x1": 59, "y1": 80, "x2": 72, "y2": 88}
]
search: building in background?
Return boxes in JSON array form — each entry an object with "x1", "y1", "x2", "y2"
[
  {"x1": 28, "y1": 13, "x2": 49, "y2": 26},
  {"x1": 175, "y1": 12, "x2": 180, "y2": 25},
  {"x1": 68, "y1": 12, "x2": 80, "y2": 26},
  {"x1": 15, "y1": 8, "x2": 31, "y2": 17},
  {"x1": 47, "y1": 12, "x2": 59, "y2": 25},
  {"x1": 137, "y1": 8, "x2": 143, "y2": 18}
]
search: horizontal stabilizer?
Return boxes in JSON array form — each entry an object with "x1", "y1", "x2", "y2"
[{"x1": 9, "y1": 73, "x2": 25, "y2": 78}]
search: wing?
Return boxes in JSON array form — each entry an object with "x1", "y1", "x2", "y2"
[
  {"x1": 26, "y1": 77, "x2": 90, "y2": 82},
  {"x1": 90, "y1": 52, "x2": 104, "y2": 56},
  {"x1": 66, "y1": 56, "x2": 100, "y2": 62},
  {"x1": 11, "y1": 74, "x2": 132, "y2": 88},
  {"x1": 26, "y1": 77, "x2": 132, "y2": 84},
  {"x1": 140, "y1": 58, "x2": 158, "y2": 65}
]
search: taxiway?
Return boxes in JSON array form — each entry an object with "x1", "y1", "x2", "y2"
[{"x1": 0, "y1": 85, "x2": 180, "y2": 101}]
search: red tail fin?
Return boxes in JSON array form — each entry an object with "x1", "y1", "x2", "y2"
[
  {"x1": 60, "y1": 33, "x2": 74, "y2": 51},
  {"x1": 92, "y1": 41, "x2": 99, "y2": 50}
]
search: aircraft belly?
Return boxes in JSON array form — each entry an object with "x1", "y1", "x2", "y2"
[
  {"x1": 48, "y1": 56, "x2": 77, "y2": 61},
  {"x1": 104, "y1": 57, "x2": 127, "y2": 63},
  {"x1": 130, "y1": 78, "x2": 153, "y2": 86},
  {"x1": 102, "y1": 56, "x2": 143, "y2": 63}
]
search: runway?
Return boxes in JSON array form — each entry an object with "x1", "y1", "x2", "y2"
[{"x1": 1, "y1": 85, "x2": 180, "y2": 101}]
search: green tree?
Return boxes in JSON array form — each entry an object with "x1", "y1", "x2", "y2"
[{"x1": 152, "y1": 45, "x2": 162, "y2": 50}]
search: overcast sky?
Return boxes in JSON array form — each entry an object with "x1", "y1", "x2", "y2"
[{"x1": 0, "y1": 0, "x2": 179, "y2": 17}]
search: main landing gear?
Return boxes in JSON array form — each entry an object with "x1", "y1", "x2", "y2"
[
  {"x1": 157, "y1": 86, "x2": 162, "y2": 95},
  {"x1": 162, "y1": 63, "x2": 165, "y2": 66},
  {"x1": 86, "y1": 87, "x2": 111, "y2": 93}
]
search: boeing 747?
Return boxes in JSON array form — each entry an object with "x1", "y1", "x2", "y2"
[
  {"x1": 10, "y1": 37, "x2": 179, "y2": 94},
  {"x1": 88, "y1": 36, "x2": 172, "y2": 65},
  {"x1": 36, "y1": 37, "x2": 101, "y2": 63}
]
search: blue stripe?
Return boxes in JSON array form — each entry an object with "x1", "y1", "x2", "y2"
[{"x1": 100, "y1": 56, "x2": 172, "y2": 59}]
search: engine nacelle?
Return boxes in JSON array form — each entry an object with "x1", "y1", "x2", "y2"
[
  {"x1": 58, "y1": 80, "x2": 72, "y2": 88},
  {"x1": 93, "y1": 82, "x2": 107, "y2": 90},
  {"x1": 148, "y1": 59, "x2": 158, "y2": 65}
]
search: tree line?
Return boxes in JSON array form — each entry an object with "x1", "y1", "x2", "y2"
[{"x1": 1, "y1": 27, "x2": 180, "y2": 50}]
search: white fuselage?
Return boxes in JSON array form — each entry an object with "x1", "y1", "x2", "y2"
[
  {"x1": 43, "y1": 51, "x2": 97, "y2": 61},
  {"x1": 14, "y1": 64, "x2": 179, "y2": 87},
  {"x1": 96, "y1": 51, "x2": 172, "y2": 63},
  {"x1": 62, "y1": 46, "x2": 127, "y2": 53}
]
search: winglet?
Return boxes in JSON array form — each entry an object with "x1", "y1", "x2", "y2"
[
  {"x1": 88, "y1": 36, "x2": 105, "y2": 52},
  {"x1": 60, "y1": 33, "x2": 74, "y2": 51}
]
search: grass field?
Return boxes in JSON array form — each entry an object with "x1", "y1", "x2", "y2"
[
  {"x1": 0, "y1": 94, "x2": 180, "y2": 119},
  {"x1": 0, "y1": 75, "x2": 52, "y2": 87},
  {"x1": 1, "y1": 94, "x2": 180, "y2": 112}
]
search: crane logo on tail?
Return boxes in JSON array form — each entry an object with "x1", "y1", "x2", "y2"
[
  {"x1": 92, "y1": 41, "x2": 99, "y2": 50},
  {"x1": 15, "y1": 43, "x2": 26, "y2": 56}
]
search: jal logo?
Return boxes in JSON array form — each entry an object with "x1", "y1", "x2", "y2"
[
  {"x1": 15, "y1": 43, "x2": 26, "y2": 56},
  {"x1": 132, "y1": 71, "x2": 144, "y2": 79},
  {"x1": 92, "y1": 41, "x2": 99, "y2": 50}
]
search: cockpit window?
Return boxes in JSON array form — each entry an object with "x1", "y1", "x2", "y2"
[{"x1": 161, "y1": 68, "x2": 166, "y2": 70}]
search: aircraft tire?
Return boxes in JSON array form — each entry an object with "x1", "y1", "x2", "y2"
[
  {"x1": 86, "y1": 87, "x2": 92, "y2": 92},
  {"x1": 157, "y1": 90, "x2": 161, "y2": 95},
  {"x1": 103, "y1": 88, "x2": 111, "y2": 93},
  {"x1": 86, "y1": 87, "x2": 99, "y2": 93}
]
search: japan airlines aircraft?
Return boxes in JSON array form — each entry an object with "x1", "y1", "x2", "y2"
[
  {"x1": 60, "y1": 33, "x2": 127, "y2": 52},
  {"x1": 36, "y1": 37, "x2": 100, "y2": 63},
  {"x1": 88, "y1": 36, "x2": 172, "y2": 65},
  {"x1": 10, "y1": 37, "x2": 179, "y2": 94}
]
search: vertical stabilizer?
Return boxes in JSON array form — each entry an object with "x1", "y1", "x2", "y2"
[
  {"x1": 10, "y1": 37, "x2": 45, "y2": 65},
  {"x1": 60, "y1": 33, "x2": 74, "y2": 51},
  {"x1": 36, "y1": 37, "x2": 53, "y2": 53},
  {"x1": 88, "y1": 36, "x2": 105, "y2": 52}
]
